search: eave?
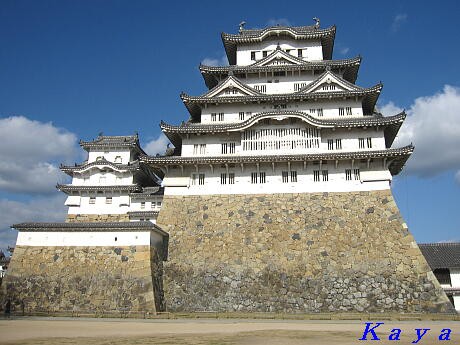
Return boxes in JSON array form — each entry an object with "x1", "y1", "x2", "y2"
[
  {"x1": 56, "y1": 184, "x2": 142, "y2": 195},
  {"x1": 221, "y1": 26, "x2": 336, "y2": 65},
  {"x1": 200, "y1": 56, "x2": 361, "y2": 89},
  {"x1": 60, "y1": 159, "x2": 140, "y2": 176},
  {"x1": 160, "y1": 111, "x2": 406, "y2": 149},
  {"x1": 140, "y1": 145, "x2": 414, "y2": 176}
]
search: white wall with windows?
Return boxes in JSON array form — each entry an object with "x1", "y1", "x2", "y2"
[
  {"x1": 236, "y1": 38, "x2": 323, "y2": 66},
  {"x1": 162, "y1": 160, "x2": 391, "y2": 196},
  {"x1": 181, "y1": 125, "x2": 386, "y2": 157},
  {"x1": 200, "y1": 100, "x2": 364, "y2": 124},
  {"x1": 87, "y1": 149, "x2": 132, "y2": 164}
]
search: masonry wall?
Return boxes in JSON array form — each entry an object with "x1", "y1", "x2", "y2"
[
  {"x1": 1, "y1": 244, "x2": 164, "y2": 314},
  {"x1": 156, "y1": 190, "x2": 453, "y2": 313}
]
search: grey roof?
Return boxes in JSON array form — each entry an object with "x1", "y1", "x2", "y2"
[
  {"x1": 160, "y1": 111, "x2": 405, "y2": 149},
  {"x1": 128, "y1": 211, "x2": 160, "y2": 218},
  {"x1": 80, "y1": 134, "x2": 145, "y2": 154},
  {"x1": 140, "y1": 145, "x2": 414, "y2": 176},
  {"x1": 130, "y1": 186, "x2": 164, "y2": 196},
  {"x1": 419, "y1": 243, "x2": 460, "y2": 269},
  {"x1": 222, "y1": 25, "x2": 336, "y2": 65},
  {"x1": 11, "y1": 221, "x2": 168, "y2": 236},
  {"x1": 56, "y1": 184, "x2": 142, "y2": 194},
  {"x1": 200, "y1": 56, "x2": 361, "y2": 89}
]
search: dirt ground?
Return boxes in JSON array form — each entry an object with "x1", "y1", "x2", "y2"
[{"x1": 0, "y1": 318, "x2": 459, "y2": 344}]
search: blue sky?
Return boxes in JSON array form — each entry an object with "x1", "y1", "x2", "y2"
[{"x1": 0, "y1": 0, "x2": 459, "y2": 250}]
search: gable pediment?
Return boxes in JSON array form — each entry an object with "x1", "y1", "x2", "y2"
[
  {"x1": 252, "y1": 49, "x2": 305, "y2": 67},
  {"x1": 204, "y1": 76, "x2": 260, "y2": 98}
]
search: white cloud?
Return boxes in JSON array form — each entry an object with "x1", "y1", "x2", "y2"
[
  {"x1": 455, "y1": 170, "x2": 460, "y2": 184},
  {"x1": 144, "y1": 134, "x2": 171, "y2": 156},
  {"x1": 339, "y1": 47, "x2": 350, "y2": 55},
  {"x1": 379, "y1": 101, "x2": 403, "y2": 116},
  {"x1": 0, "y1": 194, "x2": 67, "y2": 251},
  {"x1": 266, "y1": 18, "x2": 292, "y2": 27},
  {"x1": 391, "y1": 13, "x2": 408, "y2": 32},
  {"x1": 387, "y1": 85, "x2": 460, "y2": 179},
  {"x1": 201, "y1": 55, "x2": 228, "y2": 67},
  {"x1": 0, "y1": 116, "x2": 79, "y2": 194}
]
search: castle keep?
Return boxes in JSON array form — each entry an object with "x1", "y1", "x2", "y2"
[{"x1": 1, "y1": 20, "x2": 453, "y2": 314}]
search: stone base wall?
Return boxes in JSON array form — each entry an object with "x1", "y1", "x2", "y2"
[
  {"x1": 1, "y1": 245, "x2": 164, "y2": 314},
  {"x1": 156, "y1": 190, "x2": 453, "y2": 313},
  {"x1": 66, "y1": 214, "x2": 129, "y2": 223}
]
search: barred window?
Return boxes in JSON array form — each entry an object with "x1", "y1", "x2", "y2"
[
  {"x1": 359, "y1": 138, "x2": 365, "y2": 149},
  {"x1": 339, "y1": 107, "x2": 345, "y2": 116},
  {"x1": 191, "y1": 173, "x2": 205, "y2": 185},
  {"x1": 367, "y1": 137, "x2": 373, "y2": 148},
  {"x1": 346, "y1": 106, "x2": 352, "y2": 115},
  {"x1": 251, "y1": 172, "x2": 258, "y2": 184},
  {"x1": 259, "y1": 172, "x2": 266, "y2": 183},
  {"x1": 221, "y1": 143, "x2": 227, "y2": 154},
  {"x1": 282, "y1": 171, "x2": 289, "y2": 183},
  {"x1": 317, "y1": 108, "x2": 323, "y2": 117},
  {"x1": 335, "y1": 139, "x2": 342, "y2": 150},
  {"x1": 345, "y1": 169, "x2": 352, "y2": 181},
  {"x1": 229, "y1": 142, "x2": 235, "y2": 154},
  {"x1": 211, "y1": 113, "x2": 216, "y2": 121},
  {"x1": 322, "y1": 170, "x2": 329, "y2": 182},
  {"x1": 290, "y1": 171, "x2": 297, "y2": 182},
  {"x1": 239, "y1": 112, "x2": 245, "y2": 120},
  {"x1": 220, "y1": 173, "x2": 227, "y2": 185},
  {"x1": 229, "y1": 173, "x2": 235, "y2": 184},
  {"x1": 354, "y1": 169, "x2": 360, "y2": 180},
  {"x1": 327, "y1": 139, "x2": 334, "y2": 150},
  {"x1": 218, "y1": 112, "x2": 224, "y2": 121},
  {"x1": 313, "y1": 170, "x2": 320, "y2": 182},
  {"x1": 297, "y1": 49, "x2": 303, "y2": 57}
]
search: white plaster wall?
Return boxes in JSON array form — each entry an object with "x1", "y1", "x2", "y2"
[
  {"x1": 67, "y1": 194, "x2": 164, "y2": 215},
  {"x1": 87, "y1": 149, "x2": 132, "y2": 164},
  {"x1": 67, "y1": 194, "x2": 130, "y2": 214},
  {"x1": 200, "y1": 100, "x2": 364, "y2": 124},
  {"x1": 16, "y1": 231, "x2": 153, "y2": 246},
  {"x1": 130, "y1": 199, "x2": 163, "y2": 212},
  {"x1": 162, "y1": 162, "x2": 391, "y2": 196},
  {"x1": 451, "y1": 269, "x2": 460, "y2": 287},
  {"x1": 236, "y1": 38, "x2": 323, "y2": 66},
  {"x1": 72, "y1": 171, "x2": 133, "y2": 186},
  {"x1": 453, "y1": 296, "x2": 460, "y2": 312}
]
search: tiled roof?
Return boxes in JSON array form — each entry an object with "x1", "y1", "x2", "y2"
[
  {"x1": 419, "y1": 243, "x2": 460, "y2": 269},
  {"x1": 56, "y1": 184, "x2": 142, "y2": 194},
  {"x1": 60, "y1": 158, "x2": 140, "y2": 175},
  {"x1": 80, "y1": 134, "x2": 145, "y2": 153},
  {"x1": 222, "y1": 25, "x2": 336, "y2": 64},
  {"x1": 140, "y1": 145, "x2": 414, "y2": 176},
  {"x1": 127, "y1": 211, "x2": 160, "y2": 218},
  {"x1": 11, "y1": 221, "x2": 168, "y2": 236},
  {"x1": 160, "y1": 111, "x2": 405, "y2": 149},
  {"x1": 200, "y1": 56, "x2": 361, "y2": 88}
]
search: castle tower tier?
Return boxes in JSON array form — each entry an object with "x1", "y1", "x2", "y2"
[{"x1": 144, "y1": 21, "x2": 453, "y2": 313}]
